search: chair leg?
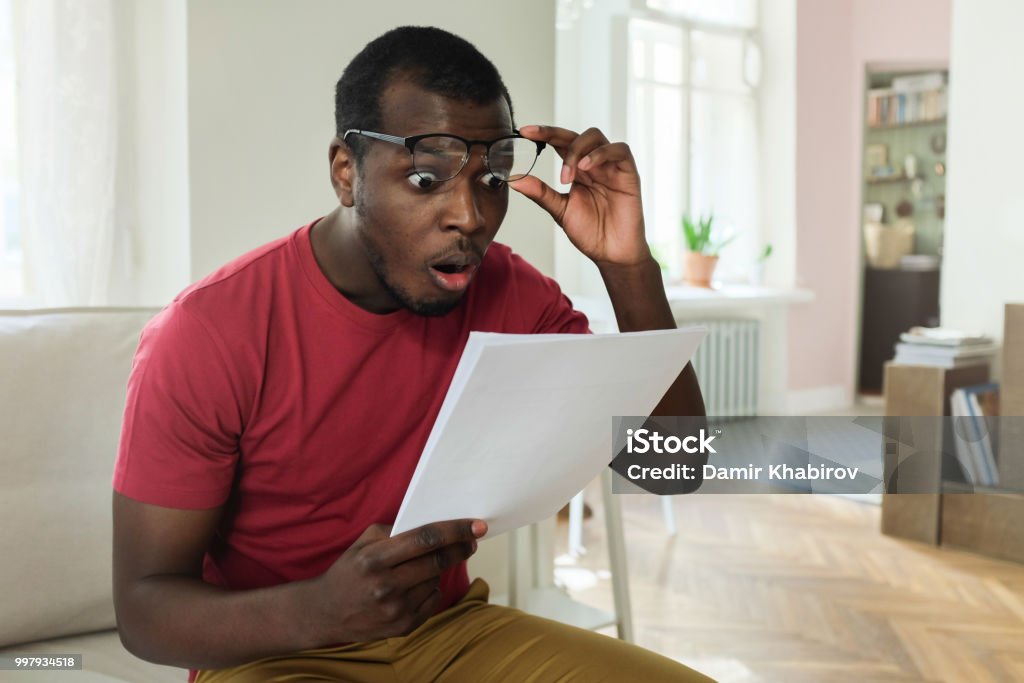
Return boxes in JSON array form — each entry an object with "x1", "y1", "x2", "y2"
[
  {"x1": 601, "y1": 469, "x2": 634, "y2": 643},
  {"x1": 661, "y1": 496, "x2": 677, "y2": 536},
  {"x1": 568, "y1": 490, "x2": 586, "y2": 557}
]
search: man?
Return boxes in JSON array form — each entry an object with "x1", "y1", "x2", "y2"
[{"x1": 112, "y1": 26, "x2": 711, "y2": 683}]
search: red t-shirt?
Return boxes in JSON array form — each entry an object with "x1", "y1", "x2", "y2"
[{"x1": 113, "y1": 221, "x2": 588, "y2": 674}]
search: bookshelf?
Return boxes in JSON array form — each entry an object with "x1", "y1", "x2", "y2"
[
  {"x1": 857, "y1": 69, "x2": 948, "y2": 395},
  {"x1": 861, "y1": 70, "x2": 949, "y2": 257},
  {"x1": 867, "y1": 117, "x2": 947, "y2": 132}
]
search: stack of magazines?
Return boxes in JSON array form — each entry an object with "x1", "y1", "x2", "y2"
[{"x1": 892, "y1": 326, "x2": 998, "y2": 369}]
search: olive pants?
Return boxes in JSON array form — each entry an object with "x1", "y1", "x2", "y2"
[{"x1": 195, "y1": 579, "x2": 714, "y2": 683}]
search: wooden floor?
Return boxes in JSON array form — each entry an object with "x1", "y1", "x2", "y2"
[{"x1": 554, "y1": 493, "x2": 1024, "y2": 683}]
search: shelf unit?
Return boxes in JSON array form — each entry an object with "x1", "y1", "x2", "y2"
[
  {"x1": 857, "y1": 68, "x2": 948, "y2": 395},
  {"x1": 867, "y1": 117, "x2": 947, "y2": 132},
  {"x1": 881, "y1": 304, "x2": 1024, "y2": 565},
  {"x1": 861, "y1": 69, "x2": 948, "y2": 256}
]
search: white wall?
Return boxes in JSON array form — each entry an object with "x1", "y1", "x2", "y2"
[
  {"x1": 184, "y1": 0, "x2": 557, "y2": 284},
  {"x1": 788, "y1": 0, "x2": 951, "y2": 411},
  {"x1": 553, "y1": 0, "x2": 632, "y2": 298},
  {"x1": 758, "y1": 0, "x2": 797, "y2": 291},
  {"x1": 130, "y1": 0, "x2": 190, "y2": 305},
  {"x1": 942, "y1": 0, "x2": 1024, "y2": 348}
]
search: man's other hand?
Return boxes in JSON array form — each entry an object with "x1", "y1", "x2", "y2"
[{"x1": 305, "y1": 519, "x2": 487, "y2": 644}]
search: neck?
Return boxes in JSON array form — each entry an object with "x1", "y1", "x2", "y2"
[{"x1": 310, "y1": 208, "x2": 400, "y2": 313}]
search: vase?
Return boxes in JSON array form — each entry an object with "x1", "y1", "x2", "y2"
[
  {"x1": 863, "y1": 221, "x2": 914, "y2": 269},
  {"x1": 683, "y1": 252, "x2": 719, "y2": 288}
]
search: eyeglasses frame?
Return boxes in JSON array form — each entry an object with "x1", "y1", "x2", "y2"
[{"x1": 342, "y1": 129, "x2": 546, "y2": 183}]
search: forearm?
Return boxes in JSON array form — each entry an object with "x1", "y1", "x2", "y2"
[
  {"x1": 116, "y1": 573, "x2": 322, "y2": 670},
  {"x1": 598, "y1": 256, "x2": 706, "y2": 417}
]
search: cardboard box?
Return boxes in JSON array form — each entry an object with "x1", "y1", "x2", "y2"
[
  {"x1": 999, "y1": 303, "x2": 1024, "y2": 488},
  {"x1": 881, "y1": 363, "x2": 989, "y2": 544}
]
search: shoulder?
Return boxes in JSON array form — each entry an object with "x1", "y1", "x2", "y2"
[
  {"x1": 468, "y1": 242, "x2": 589, "y2": 334},
  {"x1": 138, "y1": 225, "x2": 311, "y2": 369},
  {"x1": 476, "y1": 242, "x2": 556, "y2": 292},
  {"x1": 174, "y1": 230, "x2": 297, "y2": 311}
]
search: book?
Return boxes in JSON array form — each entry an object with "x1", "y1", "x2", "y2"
[
  {"x1": 951, "y1": 384, "x2": 1000, "y2": 486},
  {"x1": 900, "y1": 327, "x2": 993, "y2": 347},
  {"x1": 951, "y1": 388, "x2": 983, "y2": 483},
  {"x1": 891, "y1": 72, "x2": 945, "y2": 93},
  {"x1": 893, "y1": 342, "x2": 999, "y2": 359},
  {"x1": 892, "y1": 350, "x2": 992, "y2": 368}
]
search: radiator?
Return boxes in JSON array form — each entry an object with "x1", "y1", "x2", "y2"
[{"x1": 685, "y1": 318, "x2": 760, "y2": 418}]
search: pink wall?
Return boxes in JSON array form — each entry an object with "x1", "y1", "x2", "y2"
[{"x1": 788, "y1": 0, "x2": 951, "y2": 399}]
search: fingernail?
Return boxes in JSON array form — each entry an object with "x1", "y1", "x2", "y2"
[
  {"x1": 519, "y1": 125, "x2": 538, "y2": 134},
  {"x1": 560, "y1": 164, "x2": 570, "y2": 184},
  {"x1": 579, "y1": 156, "x2": 591, "y2": 170},
  {"x1": 472, "y1": 520, "x2": 488, "y2": 537}
]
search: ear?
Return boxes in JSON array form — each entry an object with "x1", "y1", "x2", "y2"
[{"x1": 329, "y1": 136, "x2": 357, "y2": 207}]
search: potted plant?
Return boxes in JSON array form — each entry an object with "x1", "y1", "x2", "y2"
[{"x1": 681, "y1": 213, "x2": 733, "y2": 288}]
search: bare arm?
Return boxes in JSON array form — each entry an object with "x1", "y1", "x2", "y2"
[
  {"x1": 112, "y1": 492, "x2": 484, "y2": 670},
  {"x1": 512, "y1": 124, "x2": 706, "y2": 418},
  {"x1": 598, "y1": 257, "x2": 706, "y2": 417}
]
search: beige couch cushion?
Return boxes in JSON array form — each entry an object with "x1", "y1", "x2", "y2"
[
  {"x1": 0, "y1": 630, "x2": 184, "y2": 682},
  {"x1": 0, "y1": 308, "x2": 159, "y2": 647}
]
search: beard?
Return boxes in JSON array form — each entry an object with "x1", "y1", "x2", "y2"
[
  {"x1": 364, "y1": 240, "x2": 464, "y2": 317},
  {"x1": 355, "y1": 199, "x2": 465, "y2": 318}
]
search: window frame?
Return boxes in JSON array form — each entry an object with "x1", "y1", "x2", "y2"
[{"x1": 622, "y1": 1, "x2": 762, "y2": 281}]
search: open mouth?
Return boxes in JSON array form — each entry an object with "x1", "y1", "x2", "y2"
[
  {"x1": 428, "y1": 253, "x2": 480, "y2": 292},
  {"x1": 432, "y1": 263, "x2": 471, "y2": 275}
]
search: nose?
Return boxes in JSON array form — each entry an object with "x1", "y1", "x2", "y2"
[{"x1": 441, "y1": 165, "x2": 488, "y2": 237}]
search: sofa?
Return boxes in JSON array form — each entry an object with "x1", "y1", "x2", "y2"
[
  {"x1": 0, "y1": 307, "x2": 521, "y2": 683},
  {"x1": 0, "y1": 308, "x2": 185, "y2": 682}
]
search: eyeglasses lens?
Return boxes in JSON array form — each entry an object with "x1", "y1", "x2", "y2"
[
  {"x1": 412, "y1": 136, "x2": 540, "y2": 183},
  {"x1": 412, "y1": 136, "x2": 468, "y2": 182},
  {"x1": 488, "y1": 138, "x2": 540, "y2": 181}
]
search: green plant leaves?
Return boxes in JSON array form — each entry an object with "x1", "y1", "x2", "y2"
[{"x1": 681, "y1": 213, "x2": 732, "y2": 255}]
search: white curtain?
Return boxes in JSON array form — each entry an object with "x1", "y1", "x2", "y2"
[{"x1": 13, "y1": 0, "x2": 118, "y2": 306}]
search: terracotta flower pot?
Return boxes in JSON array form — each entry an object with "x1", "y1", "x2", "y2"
[{"x1": 683, "y1": 251, "x2": 719, "y2": 288}]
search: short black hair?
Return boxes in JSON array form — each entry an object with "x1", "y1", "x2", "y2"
[{"x1": 335, "y1": 26, "x2": 515, "y2": 161}]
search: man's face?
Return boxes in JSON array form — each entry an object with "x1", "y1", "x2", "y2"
[{"x1": 351, "y1": 79, "x2": 512, "y2": 316}]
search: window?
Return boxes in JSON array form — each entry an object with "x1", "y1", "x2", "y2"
[
  {"x1": 628, "y1": 1, "x2": 760, "y2": 281},
  {"x1": 646, "y1": 0, "x2": 758, "y2": 29},
  {"x1": 0, "y1": 0, "x2": 22, "y2": 300}
]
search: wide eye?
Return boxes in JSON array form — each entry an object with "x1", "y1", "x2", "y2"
[
  {"x1": 479, "y1": 172, "x2": 506, "y2": 190},
  {"x1": 408, "y1": 170, "x2": 440, "y2": 189}
]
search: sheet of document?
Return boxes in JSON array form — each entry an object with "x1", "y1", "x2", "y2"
[{"x1": 391, "y1": 327, "x2": 707, "y2": 538}]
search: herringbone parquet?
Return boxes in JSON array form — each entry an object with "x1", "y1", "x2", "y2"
[{"x1": 556, "y1": 493, "x2": 1024, "y2": 683}]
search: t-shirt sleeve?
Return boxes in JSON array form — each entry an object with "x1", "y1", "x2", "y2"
[{"x1": 113, "y1": 302, "x2": 245, "y2": 509}]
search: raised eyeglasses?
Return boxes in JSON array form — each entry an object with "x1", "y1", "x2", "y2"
[{"x1": 343, "y1": 129, "x2": 546, "y2": 188}]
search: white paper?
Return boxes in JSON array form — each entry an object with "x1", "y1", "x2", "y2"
[{"x1": 391, "y1": 327, "x2": 707, "y2": 538}]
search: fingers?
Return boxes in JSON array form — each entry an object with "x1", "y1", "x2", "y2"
[
  {"x1": 366, "y1": 519, "x2": 486, "y2": 568},
  {"x1": 388, "y1": 539, "x2": 477, "y2": 587},
  {"x1": 578, "y1": 142, "x2": 637, "y2": 176},
  {"x1": 519, "y1": 125, "x2": 634, "y2": 184},
  {"x1": 350, "y1": 523, "x2": 392, "y2": 553},
  {"x1": 518, "y1": 124, "x2": 581, "y2": 150},
  {"x1": 399, "y1": 578, "x2": 445, "y2": 634},
  {"x1": 508, "y1": 175, "x2": 567, "y2": 223},
  {"x1": 407, "y1": 577, "x2": 443, "y2": 616}
]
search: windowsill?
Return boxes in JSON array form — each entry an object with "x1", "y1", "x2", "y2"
[
  {"x1": 662, "y1": 283, "x2": 815, "y2": 311},
  {"x1": 569, "y1": 284, "x2": 815, "y2": 333}
]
